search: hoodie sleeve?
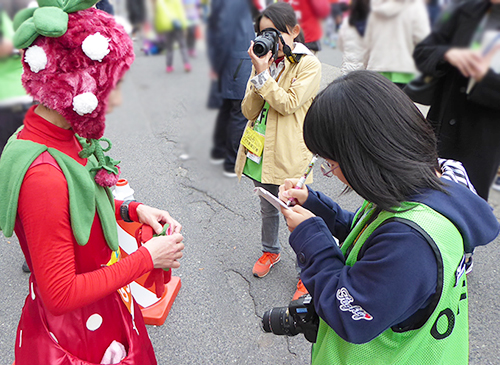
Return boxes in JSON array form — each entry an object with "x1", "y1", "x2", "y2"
[
  {"x1": 289, "y1": 217, "x2": 438, "y2": 344},
  {"x1": 302, "y1": 186, "x2": 355, "y2": 242}
]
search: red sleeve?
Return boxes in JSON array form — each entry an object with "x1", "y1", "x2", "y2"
[
  {"x1": 18, "y1": 165, "x2": 154, "y2": 316},
  {"x1": 114, "y1": 199, "x2": 143, "y2": 222}
]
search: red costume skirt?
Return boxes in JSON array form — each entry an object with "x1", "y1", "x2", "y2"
[{"x1": 15, "y1": 276, "x2": 157, "y2": 364}]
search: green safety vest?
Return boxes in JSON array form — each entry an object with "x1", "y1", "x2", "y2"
[{"x1": 312, "y1": 201, "x2": 468, "y2": 364}]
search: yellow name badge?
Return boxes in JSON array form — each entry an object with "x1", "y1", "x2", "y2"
[{"x1": 241, "y1": 125, "x2": 265, "y2": 157}]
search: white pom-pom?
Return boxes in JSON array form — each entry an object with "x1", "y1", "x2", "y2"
[
  {"x1": 73, "y1": 92, "x2": 98, "y2": 116},
  {"x1": 24, "y1": 45, "x2": 47, "y2": 73},
  {"x1": 82, "y1": 33, "x2": 110, "y2": 62}
]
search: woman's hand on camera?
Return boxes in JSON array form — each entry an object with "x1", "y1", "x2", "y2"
[
  {"x1": 144, "y1": 234, "x2": 184, "y2": 269},
  {"x1": 136, "y1": 204, "x2": 182, "y2": 234},
  {"x1": 248, "y1": 41, "x2": 273, "y2": 75},
  {"x1": 281, "y1": 205, "x2": 315, "y2": 233},
  {"x1": 279, "y1": 179, "x2": 309, "y2": 206}
]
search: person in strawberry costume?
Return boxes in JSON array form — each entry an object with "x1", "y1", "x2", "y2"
[{"x1": 0, "y1": 1, "x2": 184, "y2": 363}]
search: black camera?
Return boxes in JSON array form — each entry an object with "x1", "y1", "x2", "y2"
[
  {"x1": 262, "y1": 294, "x2": 319, "y2": 343},
  {"x1": 253, "y1": 28, "x2": 280, "y2": 59}
]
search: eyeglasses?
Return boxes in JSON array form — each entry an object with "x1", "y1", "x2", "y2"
[{"x1": 320, "y1": 161, "x2": 339, "y2": 177}]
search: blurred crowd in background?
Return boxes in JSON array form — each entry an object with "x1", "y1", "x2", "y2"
[{"x1": 2, "y1": 0, "x2": 500, "y2": 193}]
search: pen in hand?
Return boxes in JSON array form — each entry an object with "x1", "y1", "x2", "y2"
[{"x1": 287, "y1": 154, "x2": 318, "y2": 207}]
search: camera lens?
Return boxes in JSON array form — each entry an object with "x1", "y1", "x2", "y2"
[
  {"x1": 253, "y1": 32, "x2": 276, "y2": 58},
  {"x1": 262, "y1": 307, "x2": 295, "y2": 336},
  {"x1": 253, "y1": 43, "x2": 267, "y2": 57},
  {"x1": 261, "y1": 295, "x2": 319, "y2": 343}
]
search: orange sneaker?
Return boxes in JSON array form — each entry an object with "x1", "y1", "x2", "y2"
[
  {"x1": 292, "y1": 279, "x2": 308, "y2": 301},
  {"x1": 252, "y1": 252, "x2": 281, "y2": 278}
]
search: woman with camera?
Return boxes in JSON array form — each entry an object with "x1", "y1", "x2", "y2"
[
  {"x1": 279, "y1": 71, "x2": 499, "y2": 364},
  {"x1": 234, "y1": 2, "x2": 321, "y2": 298}
]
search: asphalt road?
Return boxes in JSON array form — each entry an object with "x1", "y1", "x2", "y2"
[{"x1": 1, "y1": 42, "x2": 499, "y2": 364}]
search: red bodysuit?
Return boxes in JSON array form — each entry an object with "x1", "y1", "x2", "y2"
[{"x1": 14, "y1": 107, "x2": 157, "y2": 364}]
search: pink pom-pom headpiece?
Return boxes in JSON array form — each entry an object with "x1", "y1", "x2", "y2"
[{"x1": 21, "y1": 8, "x2": 135, "y2": 140}]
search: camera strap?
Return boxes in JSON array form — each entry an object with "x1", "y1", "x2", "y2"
[{"x1": 278, "y1": 34, "x2": 302, "y2": 64}]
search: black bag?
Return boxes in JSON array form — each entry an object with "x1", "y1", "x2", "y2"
[{"x1": 403, "y1": 74, "x2": 442, "y2": 106}]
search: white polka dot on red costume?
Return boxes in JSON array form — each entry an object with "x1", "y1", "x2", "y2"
[
  {"x1": 31, "y1": 281, "x2": 35, "y2": 300},
  {"x1": 82, "y1": 32, "x2": 110, "y2": 62},
  {"x1": 19, "y1": 330, "x2": 22, "y2": 348},
  {"x1": 24, "y1": 45, "x2": 47, "y2": 73},
  {"x1": 86, "y1": 313, "x2": 103, "y2": 331},
  {"x1": 73, "y1": 92, "x2": 98, "y2": 116},
  {"x1": 50, "y1": 332, "x2": 59, "y2": 343}
]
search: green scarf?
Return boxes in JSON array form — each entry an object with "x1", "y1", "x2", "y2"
[{"x1": 0, "y1": 130, "x2": 119, "y2": 251}]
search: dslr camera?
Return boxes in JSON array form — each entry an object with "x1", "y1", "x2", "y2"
[
  {"x1": 253, "y1": 28, "x2": 280, "y2": 59},
  {"x1": 262, "y1": 294, "x2": 319, "y2": 343}
]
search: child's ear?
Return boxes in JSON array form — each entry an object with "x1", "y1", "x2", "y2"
[{"x1": 292, "y1": 24, "x2": 301, "y2": 39}]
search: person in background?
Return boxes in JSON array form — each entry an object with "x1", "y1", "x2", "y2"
[
  {"x1": 1, "y1": 4, "x2": 34, "y2": 274},
  {"x1": 279, "y1": 71, "x2": 499, "y2": 364},
  {"x1": 282, "y1": 0, "x2": 331, "y2": 53},
  {"x1": 160, "y1": 0, "x2": 191, "y2": 73},
  {"x1": 413, "y1": 0, "x2": 500, "y2": 201},
  {"x1": 427, "y1": 0, "x2": 441, "y2": 25},
  {"x1": 127, "y1": 0, "x2": 146, "y2": 37},
  {"x1": 183, "y1": 0, "x2": 201, "y2": 58},
  {"x1": 0, "y1": 7, "x2": 32, "y2": 155},
  {"x1": 235, "y1": 2, "x2": 321, "y2": 300},
  {"x1": 337, "y1": 0, "x2": 369, "y2": 74},
  {"x1": 0, "y1": 1, "x2": 184, "y2": 363},
  {"x1": 207, "y1": 0, "x2": 255, "y2": 177},
  {"x1": 323, "y1": 0, "x2": 341, "y2": 48},
  {"x1": 96, "y1": 0, "x2": 114, "y2": 14},
  {"x1": 364, "y1": 0, "x2": 430, "y2": 88}
]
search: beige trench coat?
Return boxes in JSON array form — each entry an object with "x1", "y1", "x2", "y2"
[{"x1": 235, "y1": 54, "x2": 321, "y2": 186}]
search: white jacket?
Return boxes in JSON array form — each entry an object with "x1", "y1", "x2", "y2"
[
  {"x1": 364, "y1": 0, "x2": 430, "y2": 74},
  {"x1": 338, "y1": 16, "x2": 367, "y2": 75}
]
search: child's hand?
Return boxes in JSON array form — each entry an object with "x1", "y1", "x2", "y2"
[
  {"x1": 279, "y1": 179, "x2": 309, "y2": 206},
  {"x1": 248, "y1": 41, "x2": 273, "y2": 74},
  {"x1": 281, "y1": 205, "x2": 315, "y2": 233}
]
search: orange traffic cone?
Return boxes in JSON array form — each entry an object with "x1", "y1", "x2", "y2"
[{"x1": 113, "y1": 179, "x2": 181, "y2": 326}]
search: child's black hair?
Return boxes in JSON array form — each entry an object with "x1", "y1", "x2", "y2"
[
  {"x1": 303, "y1": 71, "x2": 444, "y2": 212},
  {"x1": 255, "y1": 2, "x2": 305, "y2": 43}
]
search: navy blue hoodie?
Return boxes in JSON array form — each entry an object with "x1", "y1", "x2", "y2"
[{"x1": 289, "y1": 179, "x2": 499, "y2": 344}]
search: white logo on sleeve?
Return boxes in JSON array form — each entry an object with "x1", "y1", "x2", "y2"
[{"x1": 336, "y1": 287, "x2": 373, "y2": 321}]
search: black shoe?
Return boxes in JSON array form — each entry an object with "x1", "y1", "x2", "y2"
[{"x1": 22, "y1": 260, "x2": 30, "y2": 273}]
